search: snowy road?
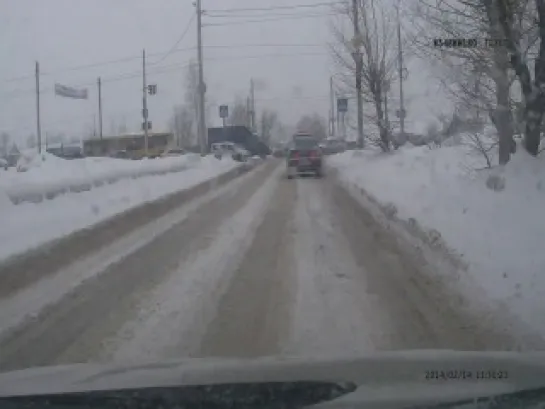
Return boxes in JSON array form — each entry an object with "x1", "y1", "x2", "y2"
[{"x1": 0, "y1": 160, "x2": 529, "y2": 372}]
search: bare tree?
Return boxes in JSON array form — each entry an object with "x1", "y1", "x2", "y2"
[
  {"x1": 184, "y1": 61, "x2": 199, "y2": 126},
  {"x1": 228, "y1": 97, "x2": 250, "y2": 126},
  {"x1": 408, "y1": 0, "x2": 538, "y2": 163},
  {"x1": 331, "y1": 0, "x2": 398, "y2": 151},
  {"x1": 26, "y1": 134, "x2": 37, "y2": 149},
  {"x1": 496, "y1": 0, "x2": 545, "y2": 156},
  {"x1": 167, "y1": 61, "x2": 201, "y2": 149},
  {"x1": 259, "y1": 109, "x2": 279, "y2": 145},
  {"x1": 1, "y1": 132, "x2": 10, "y2": 157},
  {"x1": 272, "y1": 121, "x2": 289, "y2": 144},
  {"x1": 170, "y1": 104, "x2": 195, "y2": 147},
  {"x1": 117, "y1": 116, "x2": 128, "y2": 134},
  {"x1": 296, "y1": 113, "x2": 328, "y2": 140}
]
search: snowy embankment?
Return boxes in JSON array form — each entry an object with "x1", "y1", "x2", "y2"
[
  {"x1": 2, "y1": 152, "x2": 215, "y2": 204},
  {"x1": 328, "y1": 139, "x2": 545, "y2": 338},
  {"x1": 0, "y1": 153, "x2": 244, "y2": 262}
]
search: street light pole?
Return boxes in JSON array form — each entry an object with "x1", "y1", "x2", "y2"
[
  {"x1": 196, "y1": 0, "x2": 207, "y2": 155},
  {"x1": 35, "y1": 61, "x2": 42, "y2": 154},
  {"x1": 142, "y1": 49, "x2": 149, "y2": 157}
]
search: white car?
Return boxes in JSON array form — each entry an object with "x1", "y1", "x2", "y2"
[{"x1": 211, "y1": 142, "x2": 250, "y2": 162}]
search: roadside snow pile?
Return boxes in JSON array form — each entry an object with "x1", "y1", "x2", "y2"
[
  {"x1": 1, "y1": 152, "x2": 205, "y2": 204},
  {"x1": 0, "y1": 154, "x2": 240, "y2": 261},
  {"x1": 329, "y1": 141, "x2": 545, "y2": 337}
]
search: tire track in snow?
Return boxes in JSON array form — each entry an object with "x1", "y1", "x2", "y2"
[
  {"x1": 100, "y1": 164, "x2": 284, "y2": 362},
  {"x1": 284, "y1": 177, "x2": 396, "y2": 356},
  {"x1": 196, "y1": 175, "x2": 298, "y2": 358},
  {"x1": 0, "y1": 162, "x2": 276, "y2": 372}
]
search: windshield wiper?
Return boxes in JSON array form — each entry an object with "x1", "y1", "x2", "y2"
[{"x1": 0, "y1": 381, "x2": 357, "y2": 409}]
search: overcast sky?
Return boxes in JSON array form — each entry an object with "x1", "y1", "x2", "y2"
[{"x1": 0, "y1": 0, "x2": 450, "y2": 144}]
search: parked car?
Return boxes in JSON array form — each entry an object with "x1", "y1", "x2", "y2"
[
  {"x1": 109, "y1": 150, "x2": 130, "y2": 159},
  {"x1": 286, "y1": 133, "x2": 323, "y2": 178},
  {"x1": 211, "y1": 142, "x2": 250, "y2": 162},
  {"x1": 162, "y1": 148, "x2": 185, "y2": 157},
  {"x1": 320, "y1": 138, "x2": 346, "y2": 155}
]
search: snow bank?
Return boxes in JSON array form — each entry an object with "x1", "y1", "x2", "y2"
[
  {"x1": 328, "y1": 143, "x2": 545, "y2": 337},
  {"x1": 1, "y1": 153, "x2": 205, "y2": 204},
  {"x1": 0, "y1": 154, "x2": 242, "y2": 262}
]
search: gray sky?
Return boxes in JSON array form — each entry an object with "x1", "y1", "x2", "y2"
[{"x1": 0, "y1": 0, "x2": 449, "y2": 144}]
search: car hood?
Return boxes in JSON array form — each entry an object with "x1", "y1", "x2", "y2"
[{"x1": 1, "y1": 351, "x2": 545, "y2": 408}]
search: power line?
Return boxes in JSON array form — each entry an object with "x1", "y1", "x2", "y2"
[
  {"x1": 204, "y1": 12, "x2": 340, "y2": 27},
  {"x1": 3, "y1": 51, "x2": 330, "y2": 100},
  {"x1": 205, "y1": 10, "x2": 339, "y2": 18},
  {"x1": 2, "y1": 43, "x2": 327, "y2": 84},
  {"x1": 204, "y1": 2, "x2": 343, "y2": 13},
  {"x1": 151, "y1": 14, "x2": 195, "y2": 65}
]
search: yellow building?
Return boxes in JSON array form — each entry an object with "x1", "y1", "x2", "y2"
[{"x1": 83, "y1": 132, "x2": 174, "y2": 159}]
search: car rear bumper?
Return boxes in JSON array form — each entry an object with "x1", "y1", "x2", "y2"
[{"x1": 287, "y1": 159, "x2": 322, "y2": 173}]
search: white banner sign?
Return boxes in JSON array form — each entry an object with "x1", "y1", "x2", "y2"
[{"x1": 54, "y1": 83, "x2": 88, "y2": 100}]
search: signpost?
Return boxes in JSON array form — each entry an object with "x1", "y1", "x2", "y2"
[
  {"x1": 219, "y1": 105, "x2": 229, "y2": 145},
  {"x1": 337, "y1": 98, "x2": 348, "y2": 113},
  {"x1": 219, "y1": 105, "x2": 228, "y2": 119},
  {"x1": 337, "y1": 98, "x2": 348, "y2": 139}
]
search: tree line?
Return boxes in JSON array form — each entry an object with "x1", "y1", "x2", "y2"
[{"x1": 331, "y1": 0, "x2": 544, "y2": 164}]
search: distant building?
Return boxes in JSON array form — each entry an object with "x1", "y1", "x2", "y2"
[{"x1": 83, "y1": 132, "x2": 174, "y2": 159}]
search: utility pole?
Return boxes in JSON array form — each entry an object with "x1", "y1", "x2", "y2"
[
  {"x1": 142, "y1": 49, "x2": 149, "y2": 156},
  {"x1": 330, "y1": 76, "x2": 336, "y2": 137},
  {"x1": 97, "y1": 77, "x2": 103, "y2": 140},
  {"x1": 352, "y1": 0, "x2": 364, "y2": 148},
  {"x1": 250, "y1": 78, "x2": 256, "y2": 133},
  {"x1": 196, "y1": 0, "x2": 207, "y2": 154},
  {"x1": 35, "y1": 61, "x2": 42, "y2": 154},
  {"x1": 396, "y1": 2, "x2": 405, "y2": 136},
  {"x1": 246, "y1": 96, "x2": 251, "y2": 128}
]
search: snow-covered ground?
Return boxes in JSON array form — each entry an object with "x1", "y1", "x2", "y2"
[
  {"x1": 328, "y1": 138, "x2": 545, "y2": 338},
  {"x1": 0, "y1": 153, "x2": 240, "y2": 262}
]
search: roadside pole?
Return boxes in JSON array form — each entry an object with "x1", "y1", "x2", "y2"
[
  {"x1": 97, "y1": 77, "x2": 103, "y2": 140},
  {"x1": 142, "y1": 49, "x2": 149, "y2": 157},
  {"x1": 196, "y1": 0, "x2": 207, "y2": 155},
  {"x1": 35, "y1": 61, "x2": 42, "y2": 154}
]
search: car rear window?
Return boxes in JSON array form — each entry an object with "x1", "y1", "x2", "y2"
[{"x1": 293, "y1": 137, "x2": 319, "y2": 149}]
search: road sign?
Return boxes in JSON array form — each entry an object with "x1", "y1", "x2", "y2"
[
  {"x1": 219, "y1": 105, "x2": 229, "y2": 118},
  {"x1": 142, "y1": 121, "x2": 152, "y2": 130},
  {"x1": 147, "y1": 84, "x2": 157, "y2": 95},
  {"x1": 337, "y1": 98, "x2": 348, "y2": 113},
  {"x1": 396, "y1": 109, "x2": 406, "y2": 119}
]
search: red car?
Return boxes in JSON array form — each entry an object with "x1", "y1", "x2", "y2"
[{"x1": 286, "y1": 134, "x2": 323, "y2": 178}]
